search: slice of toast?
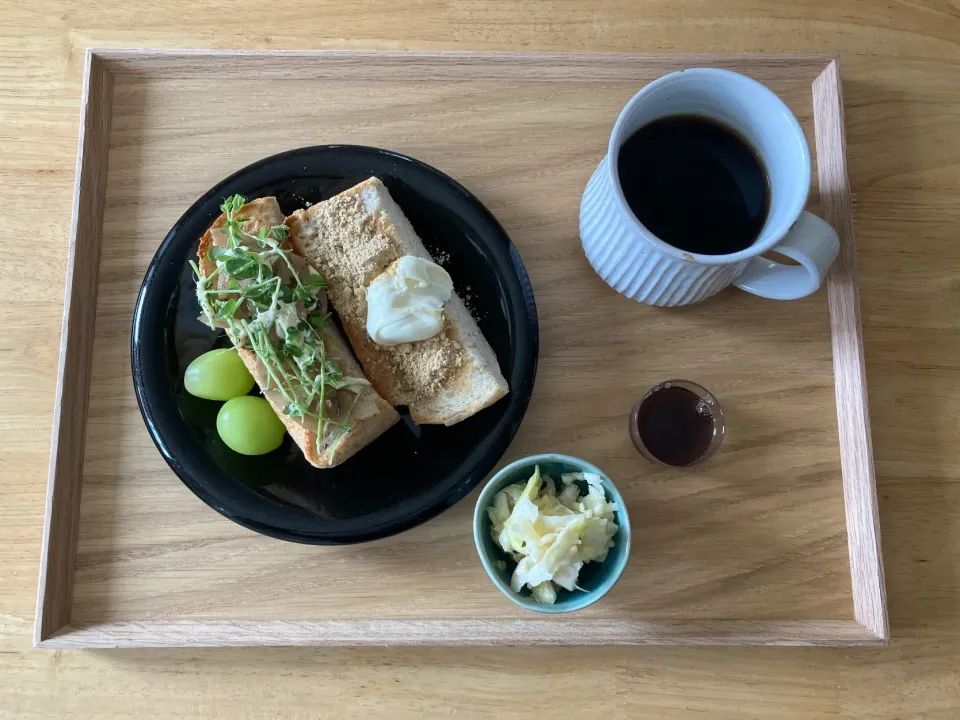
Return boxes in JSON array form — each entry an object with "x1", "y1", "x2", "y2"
[
  {"x1": 198, "y1": 197, "x2": 398, "y2": 468},
  {"x1": 285, "y1": 178, "x2": 509, "y2": 425}
]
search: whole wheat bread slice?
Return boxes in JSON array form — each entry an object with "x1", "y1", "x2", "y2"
[
  {"x1": 285, "y1": 178, "x2": 509, "y2": 425},
  {"x1": 198, "y1": 197, "x2": 398, "y2": 467}
]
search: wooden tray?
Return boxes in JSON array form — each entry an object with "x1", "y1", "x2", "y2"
[{"x1": 36, "y1": 50, "x2": 887, "y2": 648}]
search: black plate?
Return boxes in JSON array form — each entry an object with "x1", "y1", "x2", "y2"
[{"x1": 131, "y1": 146, "x2": 538, "y2": 544}]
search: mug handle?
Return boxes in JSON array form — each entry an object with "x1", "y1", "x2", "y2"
[{"x1": 733, "y1": 212, "x2": 840, "y2": 300}]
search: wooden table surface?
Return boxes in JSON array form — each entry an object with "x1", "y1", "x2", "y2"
[{"x1": 2, "y1": 1, "x2": 958, "y2": 717}]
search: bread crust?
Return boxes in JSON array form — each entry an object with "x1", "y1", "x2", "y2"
[
  {"x1": 198, "y1": 197, "x2": 398, "y2": 467},
  {"x1": 285, "y1": 178, "x2": 509, "y2": 426}
]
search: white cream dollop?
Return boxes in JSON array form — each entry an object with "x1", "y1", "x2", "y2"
[{"x1": 366, "y1": 255, "x2": 454, "y2": 346}]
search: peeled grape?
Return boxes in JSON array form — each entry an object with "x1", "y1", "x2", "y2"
[
  {"x1": 184, "y1": 348, "x2": 255, "y2": 401},
  {"x1": 216, "y1": 396, "x2": 286, "y2": 455}
]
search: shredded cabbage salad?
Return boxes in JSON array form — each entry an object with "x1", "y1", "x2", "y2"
[{"x1": 487, "y1": 465, "x2": 619, "y2": 604}]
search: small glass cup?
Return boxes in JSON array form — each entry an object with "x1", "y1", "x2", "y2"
[{"x1": 629, "y1": 379, "x2": 725, "y2": 467}]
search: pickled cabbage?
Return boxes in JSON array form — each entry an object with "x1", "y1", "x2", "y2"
[{"x1": 487, "y1": 466, "x2": 619, "y2": 603}]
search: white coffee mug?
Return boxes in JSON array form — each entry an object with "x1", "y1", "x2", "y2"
[{"x1": 580, "y1": 68, "x2": 840, "y2": 307}]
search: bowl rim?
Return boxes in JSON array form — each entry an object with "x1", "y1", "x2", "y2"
[{"x1": 473, "y1": 453, "x2": 631, "y2": 614}]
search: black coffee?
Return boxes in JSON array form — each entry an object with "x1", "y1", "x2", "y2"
[
  {"x1": 617, "y1": 115, "x2": 770, "y2": 255},
  {"x1": 635, "y1": 385, "x2": 715, "y2": 467}
]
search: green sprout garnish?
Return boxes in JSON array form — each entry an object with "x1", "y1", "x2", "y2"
[{"x1": 194, "y1": 194, "x2": 366, "y2": 460}]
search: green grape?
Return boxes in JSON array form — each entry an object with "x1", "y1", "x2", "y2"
[
  {"x1": 184, "y1": 348, "x2": 255, "y2": 400},
  {"x1": 216, "y1": 396, "x2": 286, "y2": 455}
]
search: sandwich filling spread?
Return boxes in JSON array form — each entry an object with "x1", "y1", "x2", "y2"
[{"x1": 366, "y1": 256, "x2": 454, "y2": 346}]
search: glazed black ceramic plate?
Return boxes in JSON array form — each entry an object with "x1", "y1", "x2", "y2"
[{"x1": 132, "y1": 146, "x2": 538, "y2": 544}]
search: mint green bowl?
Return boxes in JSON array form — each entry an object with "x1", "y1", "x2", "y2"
[{"x1": 473, "y1": 453, "x2": 631, "y2": 614}]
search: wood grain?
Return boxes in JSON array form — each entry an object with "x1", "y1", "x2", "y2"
[
  {"x1": 813, "y1": 59, "x2": 888, "y2": 642},
  {"x1": 3, "y1": 0, "x2": 960, "y2": 716},
  {"x1": 41, "y1": 619, "x2": 883, "y2": 648},
  {"x1": 34, "y1": 51, "x2": 871, "y2": 646},
  {"x1": 95, "y1": 48, "x2": 833, "y2": 81},
  {"x1": 34, "y1": 50, "x2": 113, "y2": 645}
]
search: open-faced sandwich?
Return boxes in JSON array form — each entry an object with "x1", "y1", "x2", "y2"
[
  {"x1": 190, "y1": 195, "x2": 399, "y2": 468},
  {"x1": 286, "y1": 178, "x2": 509, "y2": 426},
  {"x1": 186, "y1": 178, "x2": 510, "y2": 468}
]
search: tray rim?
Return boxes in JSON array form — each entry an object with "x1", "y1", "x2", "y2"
[{"x1": 36, "y1": 48, "x2": 887, "y2": 648}]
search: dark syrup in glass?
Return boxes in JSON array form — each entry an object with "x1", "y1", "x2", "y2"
[{"x1": 634, "y1": 385, "x2": 716, "y2": 467}]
